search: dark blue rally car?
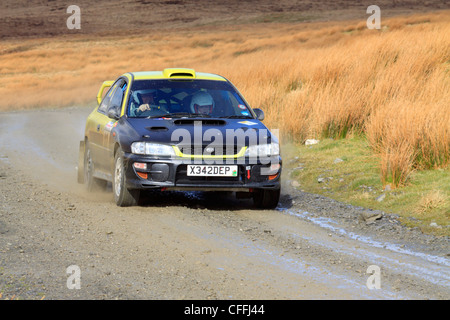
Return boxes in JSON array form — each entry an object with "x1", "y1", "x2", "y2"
[{"x1": 78, "y1": 68, "x2": 281, "y2": 208}]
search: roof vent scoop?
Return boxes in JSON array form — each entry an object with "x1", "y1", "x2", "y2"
[{"x1": 163, "y1": 68, "x2": 196, "y2": 79}]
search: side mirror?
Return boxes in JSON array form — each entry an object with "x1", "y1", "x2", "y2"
[
  {"x1": 253, "y1": 108, "x2": 264, "y2": 121},
  {"x1": 107, "y1": 107, "x2": 120, "y2": 120}
]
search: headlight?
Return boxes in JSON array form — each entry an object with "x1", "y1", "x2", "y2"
[
  {"x1": 245, "y1": 143, "x2": 280, "y2": 157},
  {"x1": 131, "y1": 142, "x2": 175, "y2": 156}
]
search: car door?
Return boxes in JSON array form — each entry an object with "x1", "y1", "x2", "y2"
[
  {"x1": 103, "y1": 78, "x2": 128, "y2": 172},
  {"x1": 89, "y1": 80, "x2": 122, "y2": 174}
]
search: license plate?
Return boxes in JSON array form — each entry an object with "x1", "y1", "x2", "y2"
[{"x1": 187, "y1": 165, "x2": 238, "y2": 177}]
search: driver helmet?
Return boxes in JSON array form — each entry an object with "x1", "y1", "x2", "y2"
[
  {"x1": 190, "y1": 92, "x2": 215, "y2": 114},
  {"x1": 136, "y1": 89, "x2": 156, "y2": 103}
]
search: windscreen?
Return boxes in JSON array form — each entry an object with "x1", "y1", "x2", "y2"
[{"x1": 127, "y1": 79, "x2": 253, "y2": 119}]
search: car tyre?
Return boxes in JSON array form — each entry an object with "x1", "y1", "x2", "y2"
[
  {"x1": 253, "y1": 188, "x2": 280, "y2": 209},
  {"x1": 84, "y1": 142, "x2": 107, "y2": 191},
  {"x1": 113, "y1": 148, "x2": 140, "y2": 207}
]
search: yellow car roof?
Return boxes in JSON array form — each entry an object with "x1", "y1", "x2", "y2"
[{"x1": 128, "y1": 68, "x2": 227, "y2": 81}]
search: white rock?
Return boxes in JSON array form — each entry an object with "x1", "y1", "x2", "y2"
[
  {"x1": 429, "y1": 222, "x2": 439, "y2": 227},
  {"x1": 305, "y1": 139, "x2": 319, "y2": 146}
]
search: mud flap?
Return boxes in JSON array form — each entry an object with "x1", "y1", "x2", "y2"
[{"x1": 77, "y1": 140, "x2": 85, "y2": 184}]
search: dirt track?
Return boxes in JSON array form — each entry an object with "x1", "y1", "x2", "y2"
[{"x1": 0, "y1": 106, "x2": 448, "y2": 300}]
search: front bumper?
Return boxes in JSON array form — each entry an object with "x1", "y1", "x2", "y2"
[{"x1": 122, "y1": 152, "x2": 281, "y2": 192}]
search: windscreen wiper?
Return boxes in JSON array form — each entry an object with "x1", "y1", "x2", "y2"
[
  {"x1": 220, "y1": 115, "x2": 254, "y2": 119},
  {"x1": 158, "y1": 112, "x2": 212, "y2": 118},
  {"x1": 146, "y1": 113, "x2": 172, "y2": 119}
]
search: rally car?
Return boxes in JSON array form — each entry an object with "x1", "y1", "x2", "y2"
[{"x1": 78, "y1": 68, "x2": 281, "y2": 208}]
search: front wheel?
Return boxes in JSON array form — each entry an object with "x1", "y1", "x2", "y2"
[
  {"x1": 113, "y1": 148, "x2": 140, "y2": 207},
  {"x1": 253, "y1": 188, "x2": 281, "y2": 209}
]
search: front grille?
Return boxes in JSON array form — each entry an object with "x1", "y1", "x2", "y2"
[{"x1": 176, "y1": 145, "x2": 243, "y2": 157}]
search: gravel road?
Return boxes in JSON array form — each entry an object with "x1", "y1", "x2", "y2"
[{"x1": 0, "y1": 106, "x2": 448, "y2": 300}]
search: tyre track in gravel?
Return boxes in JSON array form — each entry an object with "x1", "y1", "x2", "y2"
[{"x1": 0, "y1": 106, "x2": 448, "y2": 299}]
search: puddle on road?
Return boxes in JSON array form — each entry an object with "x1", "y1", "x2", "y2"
[
  {"x1": 281, "y1": 208, "x2": 450, "y2": 266},
  {"x1": 178, "y1": 214, "x2": 407, "y2": 299},
  {"x1": 279, "y1": 208, "x2": 450, "y2": 289}
]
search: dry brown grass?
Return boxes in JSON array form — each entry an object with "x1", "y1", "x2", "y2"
[
  {"x1": 1, "y1": 11, "x2": 449, "y2": 186},
  {"x1": 414, "y1": 190, "x2": 448, "y2": 215}
]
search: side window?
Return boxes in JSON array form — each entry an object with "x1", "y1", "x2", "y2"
[
  {"x1": 108, "y1": 81, "x2": 126, "y2": 115},
  {"x1": 98, "y1": 83, "x2": 118, "y2": 114},
  {"x1": 98, "y1": 79, "x2": 127, "y2": 114}
]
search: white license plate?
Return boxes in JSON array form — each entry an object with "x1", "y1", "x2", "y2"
[{"x1": 187, "y1": 165, "x2": 238, "y2": 177}]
